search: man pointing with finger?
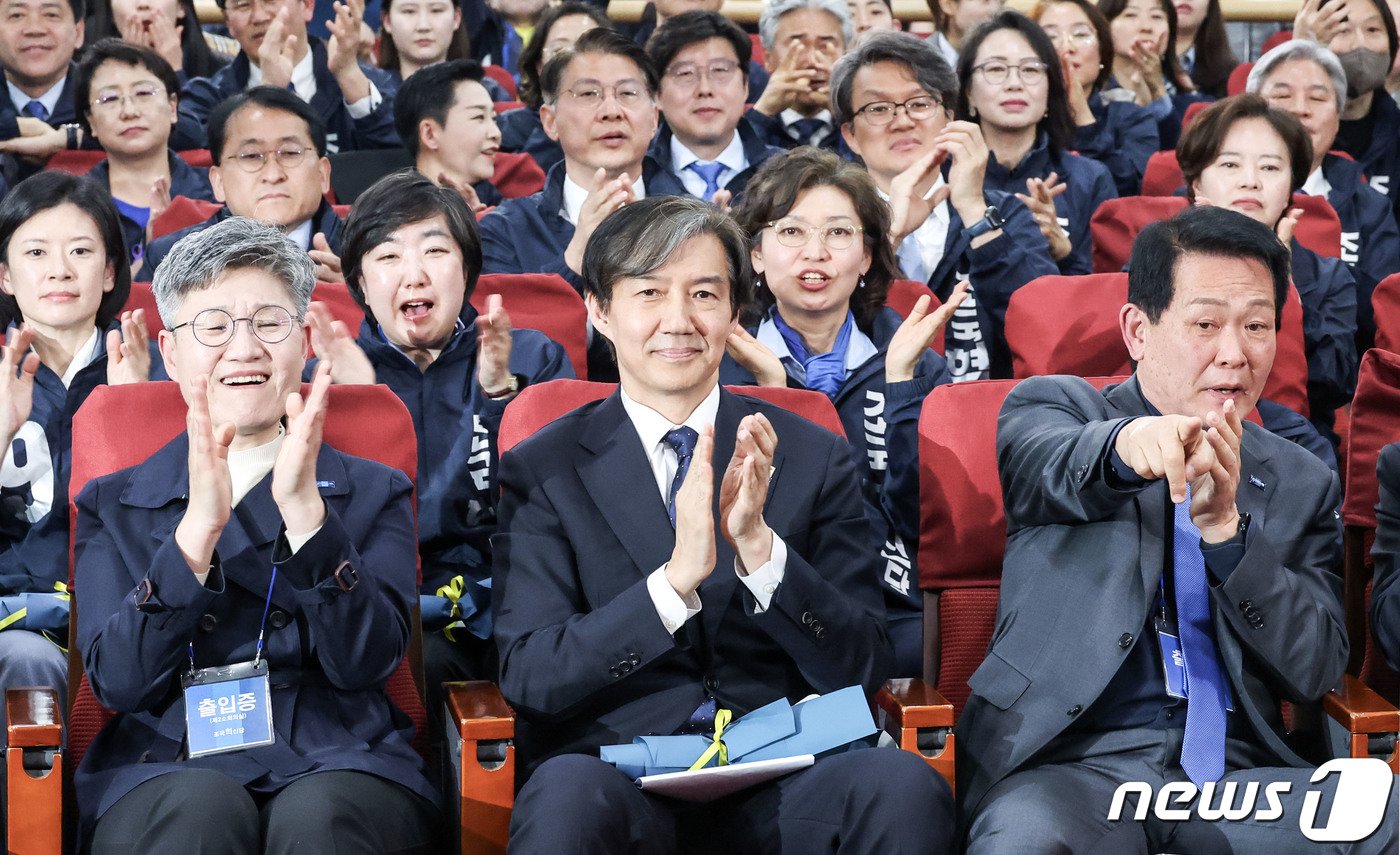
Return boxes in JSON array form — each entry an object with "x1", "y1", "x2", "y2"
[
  {"x1": 959, "y1": 205, "x2": 1396, "y2": 854},
  {"x1": 492, "y1": 195, "x2": 954, "y2": 854}
]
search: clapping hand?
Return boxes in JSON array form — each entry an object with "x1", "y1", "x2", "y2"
[
  {"x1": 720, "y1": 413, "x2": 777, "y2": 574},
  {"x1": 106, "y1": 310, "x2": 152, "y2": 386},
  {"x1": 563, "y1": 167, "x2": 635, "y2": 274},
  {"x1": 271, "y1": 361, "x2": 332, "y2": 536},
  {"x1": 1015, "y1": 173, "x2": 1071, "y2": 261},
  {"x1": 477, "y1": 294, "x2": 515, "y2": 396},
  {"x1": 0, "y1": 326, "x2": 37, "y2": 448},
  {"x1": 885, "y1": 283, "x2": 968, "y2": 383},
  {"x1": 306, "y1": 302, "x2": 374, "y2": 384},
  {"x1": 665, "y1": 425, "x2": 717, "y2": 600},
  {"x1": 175, "y1": 374, "x2": 235, "y2": 574}
]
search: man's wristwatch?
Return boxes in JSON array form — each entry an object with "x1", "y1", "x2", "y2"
[
  {"x1": 484, "y1": 374, "x2": 521, "y2": 399},
  {"x1": 963, "y1": 205, "x2": 1005, "y2": 240}
]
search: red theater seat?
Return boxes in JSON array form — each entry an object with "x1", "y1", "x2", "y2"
[{"x1": 475, "y1": 274, "x2": 590, "y2": 380}]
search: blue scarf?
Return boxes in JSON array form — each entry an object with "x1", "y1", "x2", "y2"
[{"x1": 770, "y1": 309, "x2": 854, "y2": 399}]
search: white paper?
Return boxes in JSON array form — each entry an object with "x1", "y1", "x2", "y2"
[{"x1": 636, "y1": 755, "x2": 815, "y2": 802}]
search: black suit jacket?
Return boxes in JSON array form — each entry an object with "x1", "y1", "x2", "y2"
[
  {"x1": 956, "y1": 375, "x2": 1347, "y2": 817},
  {"x1": 491, "y1": 387, "x2": 892, "y2": 771}
]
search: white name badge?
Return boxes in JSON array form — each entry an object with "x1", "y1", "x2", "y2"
[{"x1": 183, "y1": 659, "x2": 275, "y2": 758}]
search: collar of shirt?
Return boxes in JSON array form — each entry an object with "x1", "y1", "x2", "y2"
[
  {"x1": 878, "y1": 183, "x2": 949, "y2": 283},
  {"x1": 671, "y1": 131, "x2": 747, "y2": 178},
  {"x1": 1303, "y1": 165, "x2": 1332, "y2": 197},
  {"x1": 286, "y1": 218, "x2": 315, "y2": 252},
  {"x1": 756, "y1": 312, "x2": 877, "y2": 380},
  {"x1": 8, "y1": 75, "x2": 66, "y2": 119},
  {"x1": 931, "y1": 32, "x2": 958, "y2": 67},
  {"x1": 248, "y1": 50, "x2": 317, "y2": 103},
  {"x1": 779, "y1": 108, "x2": 832, "y2": 141},
  {"x1": 561, "y1": 172, "x2": 647, "y2": 225},
  {"x1": 57, "y1": 327, "x2": 104, "y2": 389},
  {"x1": 228, "y1": 425, "x2": 285, "y2": 507},
  {"x1": 619, "y1": 382, "x2": 721, "y2": 502}
]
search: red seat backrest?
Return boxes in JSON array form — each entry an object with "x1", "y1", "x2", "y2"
[
  {"x1": 1090, "y1": 196, "x2": 1188, "y2": 274},
  {"x1": 1006, "y1": 273, "x2": 1132, "y2": 379},
  {"x1": 1142, "y1": 150, "x2": 1184, "y2": 197},
  {"x1": 749, "y1": 33, "x2": 766, "y2": 67},
  {"x1": 1376, "y1": 274, "x2": 1400, "y2": 354},
  {"x1": 498, "y1": 379, "x2": 845, "y2": 454},
  {"x1": 885, "y1": 279, "x2": 946, "y2": 355},
  {"x1": 1182, "y1": 100, "x2": 1211, "y2": 130},
  {"x1": 1227, "y1": 61, "x2": 1254, "y2": 96},
  {"x1": 474, "y1": 273, "x2": 590, "y2": 380},
  {"x1": 483, "y1": 64, "x2": 518, "y2": 99},
  {"x1": 177, "y1": 149, "x2": 212, "y2": 168},
  {"x1": 46, "y1": 150, "x2": 106, "y2": 175},
  {"x1": 66, "y1": 383, "x2": 424, "y2": 768},
  {"x1": 1260, "y1": 29, "x2": 1293, "y2": 53},
  {"x1": 1291, "y1": 192, "x2": 1343, "y2": 258},
  {"x1": 150, "y1": 196, "x2": 222, "y2": 240},
  {"x1": 492, "y1": 151, "x2": 547, "y2": 199}
]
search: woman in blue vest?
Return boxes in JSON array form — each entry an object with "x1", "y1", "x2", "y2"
[
  {"x1": 721, "y1": 148, "x2": 963, "y2": 678},
  {"x1": 956, "y1": 10, "x2": 1117, "y2": 275}
]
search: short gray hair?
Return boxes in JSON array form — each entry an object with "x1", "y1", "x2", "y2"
[
  {"x1": 830, "y1": 31, "x2": 956, "y2": 126},
  {"x1": 1247, "y1": 40, "x2": 1348, "y2": 117},
  {"x1": 758, "y1": 0, "x2": 853, "y2": 51},
  {"x1": 152, "y1": 216, "x2": 316, "y2": 326}
]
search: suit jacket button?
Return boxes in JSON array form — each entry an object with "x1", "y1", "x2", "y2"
[
  {"x1": 1067, "y1": 705, "x2": 1082, "y2": 716},
  {"x1": 268, "y1": 609, "x2": 290, "y2": 629},
  {"x1": 630, "y1": 653, "x2": 641, "y2": 666},
  {"x1": 801, "y1": 612, "x2": 814, "y2": 626},
  {"x1": 704, "y1": 676, "x2": 718, "y2": 692},
  {"x1": 609, "y1": 667, "x2": 621, "y2": 678},
  {"x1": 200, "y1": 613, "x2": 219, "y2": 632},
  {"x1": 1118, "y1": 633, "x2": 1133, "y2": 649},
  {"x1": 620, "y1": 661, "x2": 633, "y2": 673}
]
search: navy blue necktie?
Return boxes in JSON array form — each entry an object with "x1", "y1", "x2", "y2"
[
  {"x1": 1173, "y1": 488, "x2": 1228, "y2": 786},
  {"x1": 788, "y1": 118, "x2": 826, "y2": 146},
  {"x1": 686, "y1": 161, "x2": 726, "y2": 202},
  {"x1": 23, "y1": 100, "x2": 48, "y2": 122},
  {"x1": 663, "y1": 427, "x2": 699, "y2": 528}
]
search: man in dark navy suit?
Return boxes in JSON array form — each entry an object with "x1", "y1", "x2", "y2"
[{"x1": 492, "y1": 195, "x2": 953, "y2": 854}]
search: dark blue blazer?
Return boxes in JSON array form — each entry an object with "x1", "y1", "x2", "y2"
[
  {"x1": 492, "y1": 387, "x2": 892, "y2": 771},
  {"x1": 86, "y1": 151, "x2": 215, "y2": 270},
  {"x1": 138, "y1": 201, "x2": 344, "y2": 283},
  {"x1": 1073, "y1": 94, "x2": 1160, "y2": 198},
  {"x1": 1290, "y1": 241, "x2": 1358, "y2": 440},
  {"x1": 73, "y1": 437, "x2": 437, "y2": 837},
  {"x1": 1336, "y1": 92, "x2": 1400, "y2": 225},
  {"x1": 1373, "y1": 442, "x2": 1400, "y2": 671},
  {"x1": 178, "y1": 39, "x2": 401, "y2": 153},
  {"x1": 497, "y1": 107, "x2": 563, "y2": 174},
  {"x1": 647, "y1": 118, "x2": 781, "y2": 204},
  {"x1": 981, "y1": 133, "x2": 1117, "y2": 277},
  {"x1": 1322, "y1": 152, "x2": 1400, "y2": 350}
]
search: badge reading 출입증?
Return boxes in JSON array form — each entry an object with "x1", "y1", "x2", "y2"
[{"x1": 183, "y1": 658, "x2": 275, "y2": 758}]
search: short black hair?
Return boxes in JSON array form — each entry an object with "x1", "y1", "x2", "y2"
[
  {"x1": 583, "y1": 195, "x2": 750, "y2": 317},
  {"x1": 73, "y1": 37, "x2": 181, "y2": 138},
  {"x1": 207, "y1": 86, "x2": 328, "y2": 163},
  {"x1": 956, "y1": 11, "x2": 1075, "y2": 155},
  {"x1": 646, "y1": 10, "x2": 751, "y2": 78},
  {"x1": 518, "y1": 1, "x2": 612, "y2": 109},
  {"x1": 340, "y1": 170, "x2": 483, "y2": 328},
  {"x1": 540, "y1": 26, "x2": 658, "y2": 104},
  {"x1": 1128, "y1": 205, "x2": 1290, "y2": 330},
  {"x1": 393, "y1": 58, "x2": 487, "y2": 158},
  {"x1": 0, "y1": 171, "x2": 130, "y2": 330}
]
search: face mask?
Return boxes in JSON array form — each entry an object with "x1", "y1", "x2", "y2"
[{"x1": 1338, "y1": 48, "x2": 1390, "y2": 98}]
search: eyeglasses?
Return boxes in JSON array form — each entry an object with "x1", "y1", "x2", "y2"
[
  {"x1": 168, "y1": 306, "x2": 302, "y2": 347},
  {"x1": 664, "y1": 60, "x2": 741, "y2": 90},
  {"x1": 91, "y1": 85, "x2": 166, "y2": 112},
  {"x1": 972, "y1": 60, "x2": 1049, "y2": 86},
  {"x1": 1042, "y1": 27, "x2": 1097, "y2": 48},
  {"x1": 559, "y1": 82, "x2": 650, "y2": 109},
  {"x1": 224, "y1": 0, "x2": 289, "y2": 15},
  {"x1": 766, "y1": 219, "x2": 864, "y2": 250},
  {"x1": 852, "y1": 95, "x2": 943, "y2": 126},
  {"x1": 227, "y1": 144, "x2": 310, "y2": 173}
]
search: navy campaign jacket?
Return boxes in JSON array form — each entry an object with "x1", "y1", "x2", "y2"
[
  {"x1": 1290, "y1": 241, "x2": 1358, "y2": 440},
  {"x1": 1336, "y1": 92, "x2": 1400, "y2": 225},
  {"x1": 1322, "y1": 152, "x2": 1400, "y2": 350},
  {"x1": 138, "y1": 201, "x2": 344, "y2": 283},
  {"x1": 647, "y1": 119, "x2": 781, "y2": 205},
  {"x1": 1073, "y1": 93, "x2": 1160, "y2": 197},
  {"x1": 497, "y1": 107, "x2": 564, "y2": 174}
]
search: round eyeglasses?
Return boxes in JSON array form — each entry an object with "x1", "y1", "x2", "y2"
[
  {"x1": 168, "y1": 306, "x2": 302, "y2": 348},
  {"x1": 971, "y1": 61, "x2": 1049, "y2": 86},
  {"x1": 766, "y1": 220, "x2": 864, "y2": 250},
  {"x1": 228, "y1": 145, "x2": 310, "y2": 173},
  {"x1": 852, "y1": 95, "x2": 943, "y2": 126}
]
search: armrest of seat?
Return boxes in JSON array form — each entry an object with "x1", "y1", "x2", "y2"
[
  {"x1": 6, "y1": 687, "x2": 62, "y2": 855},
  {"x1": 446, "y1": 681, "x2": 515, "y2": 855},
  {"x1": 1322, "y1": 674, "x2": 1399, "y2": 773},
  {"x1": 875, "y1": 678, "x2": 955, "y2": 792}
]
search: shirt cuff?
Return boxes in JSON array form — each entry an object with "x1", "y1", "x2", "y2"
[
  {"x1": 344, "y1": 82, "x2": 381, "y2": 118},
  {"x1": 286, "y1": 525, "x2": 324, "y2": 555},
  {"x1": 735, "y1": 535, "x2": 787, "y2": 612},
  {"x1": 647, "y1": 566, "x2": 701, "y2": 634}
]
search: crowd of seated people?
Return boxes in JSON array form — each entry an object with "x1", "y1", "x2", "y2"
[{"x1": 0, "y1": 0, "x2": 1395, "y2": 848}]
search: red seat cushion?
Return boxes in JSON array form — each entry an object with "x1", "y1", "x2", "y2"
[{"x1": 492, "y1": 151, "x2": 547, "y2": 199}]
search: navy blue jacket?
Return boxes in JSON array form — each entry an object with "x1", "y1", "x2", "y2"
[
  {"x1": 1372, "y1": 442, "x2": 1400, "y2": 671},
  {"x1": 1073, "y1": 93, "x2": 1160, "y2": 197},
  {"x1": 719, "y1": 307, "x2": 950, "y2": 616},
  {"x1": 646, "y1": 118, "x2": 781, "y2": 204},
  {"x1": 1336, "y1": 91, "x2": 1400, "y2": 225},
  {"x1": 0, "y1": 331, "x2": 164, "y2": 596},
  {"x1": 342, "y1": 307, "x2": 574, "y2": 636},
  {"x1": 497, "y1": 107, "x2": 563, "y2": 174},
  {"x1": 86, "y1": 151, "x2": 215, "y2": 271},
  {"x1": 1322, "y1": 152, "x2": 1400, "y2": 350},
  {"x1": 139, "y1": 201, "x2": 344, "y2": 283},
  {"x1": 179, "y1": 40, "x2": 401, "y2": 153},
  {"x1": 981, "y1": 133, "x2": 1116, "y2": 276},
  {"x1": 1291, "y1": 241, "x2": 1359, "y2": 440},
  {"x1": 73, "y1": 437, "x2": 437, "y2": 838}
]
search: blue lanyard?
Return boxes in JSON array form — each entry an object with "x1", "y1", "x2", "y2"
[{"x1": 187, "y1": 565, "x2": 279, "y2": 673}]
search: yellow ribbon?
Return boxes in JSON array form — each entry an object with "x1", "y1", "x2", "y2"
[
  {"x1": 0, "y1": 583, "x2": 71, "y2": 646},
  {"x1": 435, "y1": 575, "x2": 467, "y2": 641},
  {"x1": 687, "y1": 708, "x2": 733, "y2": 771}
]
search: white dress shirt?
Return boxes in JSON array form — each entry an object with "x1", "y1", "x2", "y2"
[
  {"x1": 670, "y1": 132, "x2": 747, "y2": 198},
  {"x1": 879, "y1": 181, "x2": 950, "y2": 283},
  {"x1": 561, "y1": 173, "x2": 647, "y2": 225},
  {"x1": 247, "y1": 49, "x2": 379, "y2": 118},
  {"x1": 618, "y1": 384, "x2": 788, "y2": 635},
  {"x1": 1303, "y1": 166, "x2": 1332, "y2": 198},
  {"x1": 58, "y1": 329, "x2": 103, "y2": 389},
  {"x1": 286, "y1": 219, "x2": 315, "y2": 252}
]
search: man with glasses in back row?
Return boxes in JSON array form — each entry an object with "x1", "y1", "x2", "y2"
[{"x1": 139, "y1": 86, "x2": 345, "y2": 285}]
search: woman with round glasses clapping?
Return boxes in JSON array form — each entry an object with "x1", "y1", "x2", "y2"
[
  {"x1": 956, "y1": 10, "x2": 1116, "y2": 275},
  {"x1": 722, "y1": 147, "x2": 966, "y2": 678}
]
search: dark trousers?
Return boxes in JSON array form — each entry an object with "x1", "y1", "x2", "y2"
[
  {"x1": 88, "y1": 768, "x2": 440, "y2": 854},
  {"x1": 509, "y1": 748, "x2": 955, "y2": 854}
]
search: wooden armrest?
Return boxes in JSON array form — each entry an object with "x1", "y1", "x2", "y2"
[
  {"x1": 876, "y1": 678, "x2": 955, "y2": 792},
  {"x1": 1322, "y1": 674, "x2": 1398, "y2": 772},
  {"x1": 445, "y1": 682, "x2": 514, "y2": 855},
  {"x1": 6, "y1": 687, "x2": 62, "y2": 855}
]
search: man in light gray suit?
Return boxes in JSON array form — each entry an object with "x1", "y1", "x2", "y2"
[{"x1": 959, "y1": 205, "x2": 1397, "y2": 854}]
